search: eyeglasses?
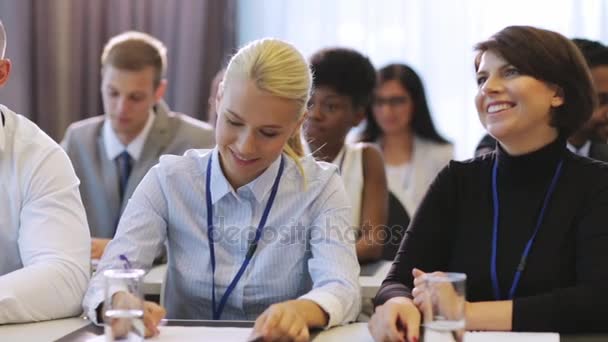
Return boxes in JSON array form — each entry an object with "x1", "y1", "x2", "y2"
[{"x1": 372, "y1": 96, "x2": 408, "y2": 108}]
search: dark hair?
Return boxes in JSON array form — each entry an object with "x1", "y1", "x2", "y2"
[
  {"x1": 361, "y1": 63, "x2": 450, "y2": 144},
  {"x1": 309, "y1": 47, "x2": 376, "y2": 109},
  {"x1": 474, "y1": 26, "x2": 596, "y2": 137},
  {"x1": 572, "y1": 38, "x2": 608, "y2": 68}
]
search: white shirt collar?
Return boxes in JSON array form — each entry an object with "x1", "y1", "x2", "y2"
[
  {"x1": 209, "y1": 147, "x2": 284, "y2": 204},
  {"x1": 209, "y1": 148, "x2": 230, "y2": 204},
  {"x1": 103, "y1": 109, "x2": 155, "y2": 161},
  {"x1": 248, "y1": 153, "x2": 283, "y2": 203},
  {"x1": 567, "y1": 140, "x2": 591, "y2": 157}
]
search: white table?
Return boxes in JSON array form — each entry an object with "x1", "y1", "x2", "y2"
[
  {"x1": 2, "y1": 318, "x2": 600, "y2": 341},
  {"x1": 314, "y1": 322, "x2": 373, "y2": 341},
  {"x1": 0, "y1": 317, "x2": 373, "y2": 341},
  {"x1": 0, "y1": 317, "x2": 90, "y2": 342},
  {"x1": 142, "y1": 260, "x2": 392, "y2": 299}
]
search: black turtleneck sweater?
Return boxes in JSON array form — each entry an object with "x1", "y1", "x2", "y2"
[{"x1": 374, "y1": 138, "x2": 608, "y2": 333}]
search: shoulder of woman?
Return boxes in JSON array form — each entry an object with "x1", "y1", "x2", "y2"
[
  {"x1": 284, "y1": 153, "x2": 340, "y2": 187},
  {"x1": 157, "y1": 148, "x2": 212, "y2": 177},
  {"x1": 439, "y1": 154, "x2": 493, "y2": 180},
  {"x1": 357, "y1": 143, "x2": 384, "y2": 168}
]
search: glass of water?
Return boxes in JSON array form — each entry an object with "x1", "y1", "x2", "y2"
[
  {"x1": 422, "y1": 272, "x2": 466, "y2": 342},
  {"x1": 103, "y1": 268, "x2": 146, "y2": 342}
]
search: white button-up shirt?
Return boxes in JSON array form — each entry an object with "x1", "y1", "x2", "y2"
[
  {"x1": 102, "y1": 110, "x2": 155, "y2": 162},
  {"x1": 83, "y1": 147, "x2": 361, "y2": 327},
  {"x1": 0, "y1": 104, "x2": 90, "y2": 323},
  {"x1": 567, "y1": 140, "x2": 591, "y2": 158}
]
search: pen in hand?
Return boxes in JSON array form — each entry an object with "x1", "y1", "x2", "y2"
[
  {"x1": 116, "y1": 255, "x2": 136, "y2": 294},
  {"x1": 119, "y1": 254, "x2": 132, "y2": 269}
]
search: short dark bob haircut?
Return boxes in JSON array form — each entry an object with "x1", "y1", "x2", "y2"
[{"x1": 474, "y1": 25, "x2": 596, "y2": 137}]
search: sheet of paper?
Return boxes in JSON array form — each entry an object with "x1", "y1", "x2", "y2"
[
  {"x1": 86, "y1": 326, "x2": 559, "y2": 342},
  {"x1": 464, "y1": 331, "x2": 559, "y2": 342},
  {"x1": 87, "y1": 326, "x2": 254, "y2": 342},
  {"x1": 422, "y1": 330, "x2": 559, "y2": 342}
]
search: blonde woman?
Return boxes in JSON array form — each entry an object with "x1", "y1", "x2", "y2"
[{"x1": 83, "y1": 38, "x2": 360, "y2": 341}]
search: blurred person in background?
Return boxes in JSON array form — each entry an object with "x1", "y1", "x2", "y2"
[{"x1": 61, "y1": 31, "x2": 214, "y2": 259}]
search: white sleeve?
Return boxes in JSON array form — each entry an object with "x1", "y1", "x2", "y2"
[
  {"x1": 0, "y1": 147, "x2": 90, "y2": 323},
  {"x1": 82, "y1": 165, "x2": 169, "y2": 323},
  {"x1": 298, "y1": 172, "x2": 361, "y2": 327}
]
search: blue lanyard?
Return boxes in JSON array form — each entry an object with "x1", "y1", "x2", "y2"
[
  {"x1": 205, "y1": 154, "x2": 285, "y2": 319},
  {"x1": 490, "y1": 158, "x2": 563, "y2": 300}
]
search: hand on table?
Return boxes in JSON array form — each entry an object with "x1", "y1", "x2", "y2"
[
  {"x1": 109, "y1": 291, "x2": 166, "y2": 338},
  {"x1": 368, "y1": 296, "x2": 420, "y2": 342},
  {"x1": 250, "y1": 301, "x2": 310, "y2": 342}
]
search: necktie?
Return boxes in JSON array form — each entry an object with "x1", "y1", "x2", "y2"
[{"x1": 116, "y1": 151, "x2": 133, "y2": 201}]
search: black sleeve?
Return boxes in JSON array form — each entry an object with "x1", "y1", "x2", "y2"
[
  {"x1": 513, "y1": 182, "x2": 608, "y2": 333},
  {"x1": 374, "y1": 162, "x2": 459, "y2": 306}
]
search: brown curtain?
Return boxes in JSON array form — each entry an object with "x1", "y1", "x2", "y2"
[{"x1": 0, "y1": 0, "x2": 236, "y2": 141}]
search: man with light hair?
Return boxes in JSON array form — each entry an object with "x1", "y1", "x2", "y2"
[
  {"x1": 61, "y1": 31, "x2": 215, "y2": 259},
  {"x1": 0, "y1": 19, "x2": 90, "y2": 323}
]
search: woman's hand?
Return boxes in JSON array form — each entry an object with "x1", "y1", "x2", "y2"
[
  {"x1": 250, "y1": 301, "x2": 310, "y2": 342},
  {"x1": 142, "y1": 300, "x2": 166, "y2": 337},
  {"x1": 109, "y1": 291, "x2": 166, "y2": 338},
  {"x1": 250, "y1": 299, "x2": 328, "y2": 341},
  {"x1": 368, "y1": 296, "x2": 421, "y2": 342},
  {"x1": 412, "y1": 268, "x2": 463, "y2": 322}
]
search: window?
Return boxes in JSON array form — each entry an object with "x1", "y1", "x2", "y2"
[{"x1": 238, "y1": 0, "x2": 608, "y2": 158}]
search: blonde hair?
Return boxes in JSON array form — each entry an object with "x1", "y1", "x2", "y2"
[
  {"x1": 101, "y1": 31, "x2": 167, "y2": 88},
  {"x1": 0, "y1": 20, "x2": 6, "y2": 59},
  {"x1": 224, "y1": 38, "x2": 312, "y2": 178}
]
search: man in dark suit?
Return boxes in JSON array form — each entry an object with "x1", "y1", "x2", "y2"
[
  {"x1": 61, "y1": 31, "x2": 215, "y2": 259},
  {"x1": 568, "y1": 38, "x2": 608, "y2": 160},
  {"x1": 475, "y1": 38, "x2": 608, "y2": 161}
]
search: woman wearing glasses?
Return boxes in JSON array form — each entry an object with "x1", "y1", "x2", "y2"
[{"x1": 360, "y1": 64, "x2": 453, "y2": 258}]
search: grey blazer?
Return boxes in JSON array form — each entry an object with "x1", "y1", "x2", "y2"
[{"x1": 61, "y1": 101, "x2": 215, "y2": 238}]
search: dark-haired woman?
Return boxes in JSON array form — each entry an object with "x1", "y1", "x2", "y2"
[
  {"x1": 369, "y1": 26, "x2": 608, "y2": 341},
  {"x1": 361, "y1": 64, "x2": 453, "y2": 258}
]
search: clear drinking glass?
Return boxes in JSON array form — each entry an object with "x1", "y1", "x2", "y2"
[
  {"x1": 103, "y1": 269, "x2": 146, "y2": 342},
  {"x1": 422, "y1": 272, "x2": 466, "y2": 342}
]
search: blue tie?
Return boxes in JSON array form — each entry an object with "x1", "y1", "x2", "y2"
[{"x1": 117, "y1": 151, "x2": 132, "y2": 201}]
